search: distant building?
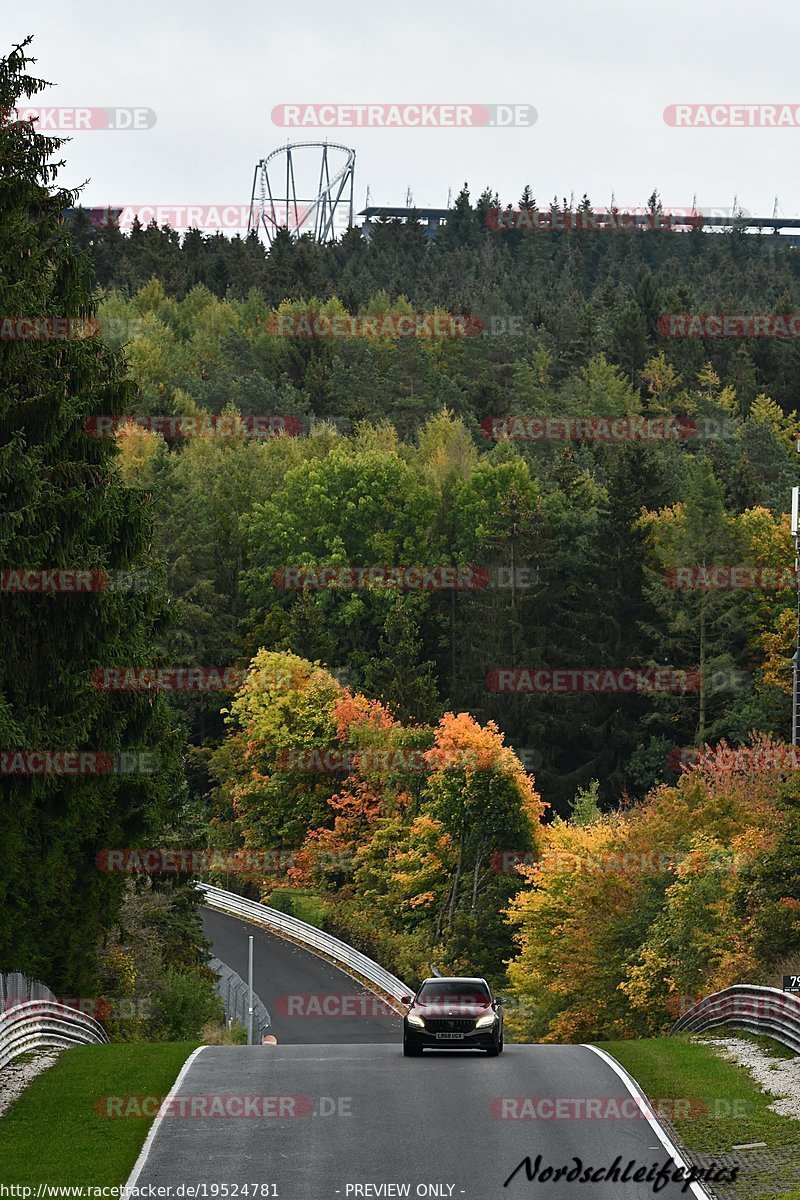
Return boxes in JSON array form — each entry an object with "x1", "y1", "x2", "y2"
[
  {"x1": 62, "y1": 207, "x2": 123, "y2": 230},
  {"x1": 359, "y1": 206, "x2": 450, "y2": 241}
]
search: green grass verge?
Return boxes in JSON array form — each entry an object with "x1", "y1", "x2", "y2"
[
  {"x1": 0, "y1": 1042, "x2": 198, "y2": 1185},
  {"x1": 597, "y1": 1036, "x2": 800, "y2": 1155}
]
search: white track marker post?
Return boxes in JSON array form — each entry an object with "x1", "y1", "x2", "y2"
[{"x1": 247, "y1": 934, "x2": 254, "y2": 1045}]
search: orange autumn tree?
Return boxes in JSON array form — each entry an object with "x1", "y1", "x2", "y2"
[
  {"x1": 289, "y1": 690, "x2": 453, "y2": 980},
  {"x1": 506, "y1": 737, "x2": 800, "y2": 1042},
  {"x1": 215, "y1": 650, "x2": 545, "y2": 982},
  {"x1": 621, "y1": 737, "x2": 800, "y2": 1025},
  {"x1": 291, "y1": 704, "x2": 543, "y2": 982},
  {"x1": 421, "y1": 712, "x2": 543, "y2": 973},
  {"x1": 290, "y1": 689, "x2": 427, "y2": 892},
  {"x1": 506, "y1": 797, "x2": 652, "y2": 1043}
]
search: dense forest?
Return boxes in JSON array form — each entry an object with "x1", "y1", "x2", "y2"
[
  {"x1": 3, "y1": 31, "x2": 800, "y2": 1041},
  {"x1": 65, "y1": 199, "x2": 800, "y2": 1038},
  {"x1": 67, "y1": 203, "x2": 800, "y2": 815}
]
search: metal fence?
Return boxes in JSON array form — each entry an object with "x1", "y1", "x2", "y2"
[
  {"x1": 198, "y1": 883, "x2": 412, "y2": 1007},
  {"x1": 671, "y1": 985, "x2": 800, "y2": 1053},
  {"x1": 208, "y1": 956, "x2": 271, "y2": 1041},
  {"x1": 0, "y1": 971, "x2": 108, "y2": 1071},
  {"x1": 0, "y1": 971, "x2": 56, "y2": 1008}
]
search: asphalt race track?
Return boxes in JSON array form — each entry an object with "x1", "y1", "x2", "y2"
[
  {"x1": 202, "y1": 907, "x2": 402, "y2": 1043},
  {"x1": 129, "y1": 908, "x2": 714, "y2": 1197},
  {"x1": 129, "y1": 1043, "x2": 712, "y2": 1198}
]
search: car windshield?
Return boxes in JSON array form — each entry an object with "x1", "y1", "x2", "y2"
[{"x1": 417, "y1": 982, "x2": 491, "y2": 1004}]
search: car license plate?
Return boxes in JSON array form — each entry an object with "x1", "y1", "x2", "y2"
[{"x1": 435, "y1": 1032, "x2": 464, "y2": 1040}]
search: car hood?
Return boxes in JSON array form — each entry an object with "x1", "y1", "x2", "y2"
[{"x1": 411, "y1": 1002, "x2": 494, "y2": 1017}]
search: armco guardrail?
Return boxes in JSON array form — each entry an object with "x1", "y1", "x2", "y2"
[
  {"x1": 198, "y1": 882, "x2": 412, "y2": 1007},
  {"x1": 671, "y1": 985, "x2": 800, "y2": 1053},
  {"x1": 0, "y1": 999, "x2": 109, "y2": 1070},
  {"x1": 209, "y1": 955, "x2": 271, "y2": 1040}
]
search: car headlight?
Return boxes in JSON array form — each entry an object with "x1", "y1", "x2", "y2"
[
  {"x1": 475, "y1": 1012, "x2": 497, "y2": 1028},
  {"x1": 406, "y1": 1013, "x2": 425, "y2": 1028}
]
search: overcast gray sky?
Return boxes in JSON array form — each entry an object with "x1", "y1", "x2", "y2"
[{"x1": 10, "y1": 1, "x2": 800, "y2": 230}]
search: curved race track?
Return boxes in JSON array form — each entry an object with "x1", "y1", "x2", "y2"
[{"x1": 125, "y1": 909, "x2": 711, "y2": 1198}]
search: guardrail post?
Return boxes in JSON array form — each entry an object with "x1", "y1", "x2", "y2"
[{"x1": 247, "y1": 935, "x2": 254, "y2": 1046}]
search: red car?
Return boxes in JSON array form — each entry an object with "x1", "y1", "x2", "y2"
[{"x1": 401, "y1": 976, "x2": 505, "y2": 1056}]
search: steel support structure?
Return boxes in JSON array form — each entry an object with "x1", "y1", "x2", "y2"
[{"x1": 248, "y1": 142, "x2": 355, "y2": 244}]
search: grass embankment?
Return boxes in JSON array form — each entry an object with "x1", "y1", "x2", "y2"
[
  {"x1": 0, "y1": 1043, "x2": 198, "y2": 1185},
  {"x1": 599, "y1": 1035, "x2": 800, "y2": 1200}
]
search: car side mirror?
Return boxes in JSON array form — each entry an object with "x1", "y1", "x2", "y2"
[
  {"x1": 400, "y1": 995, "x2": 414, "y2": 1004},
  {"x1": 494, "y1": 997, "x2": 506, "y2": 1006}
]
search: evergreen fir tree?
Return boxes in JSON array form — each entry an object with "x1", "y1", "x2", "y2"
[{"x1": 0, "y1": 38, "x2": 178, "y2": 991}]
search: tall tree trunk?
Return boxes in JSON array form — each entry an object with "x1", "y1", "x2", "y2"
[
  {"x1": 450, "y1": 589, "x2": 457, "y2": 699},
  {"x1": 448, "y1": 827, "x2": 464, "y2": 930},
  {"x1": 471, "y1": 844, "x2": 484, "y2": 910},
  {"x1": 435, "y1": 879, "x2": 453, "y2": 941},
  {"x1": 698, "y1": 599, "x2": 707, "y2": 745},
  {"x1": 510, "y1": 538, "x2": 519, "y2": 665}
]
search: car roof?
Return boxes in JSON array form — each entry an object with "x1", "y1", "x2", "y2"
[{"x1": 420, "y1": 976, "x2": 489, "y2": 985}]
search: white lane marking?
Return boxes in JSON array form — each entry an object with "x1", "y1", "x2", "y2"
[
  {"x1": 124, "y1": 1045, "x2": 208, "y2": 1191},
  {"x1": 582, "y1": 1044, "x2": 713, "y2": 1199}
]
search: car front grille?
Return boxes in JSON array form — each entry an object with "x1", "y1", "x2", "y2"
[{"x1": 424, "y1": 1017, "x2": 476, "y2": 1033}]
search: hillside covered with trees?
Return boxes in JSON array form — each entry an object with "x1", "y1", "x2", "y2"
[
  {"x1": 4, "y1": 29, "x2": 800, "y2": 1039},
  {"x1": 69, "y1": 205, "x2": 800, "y2": 1038}
]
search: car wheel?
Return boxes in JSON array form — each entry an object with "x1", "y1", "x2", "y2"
[
  {"x1": 403, "y1": 1042, "x2": 423, "y2": 1056},
  {"x1": 485, "y1": 1043, "x2": 500, "y2": 1057}
]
